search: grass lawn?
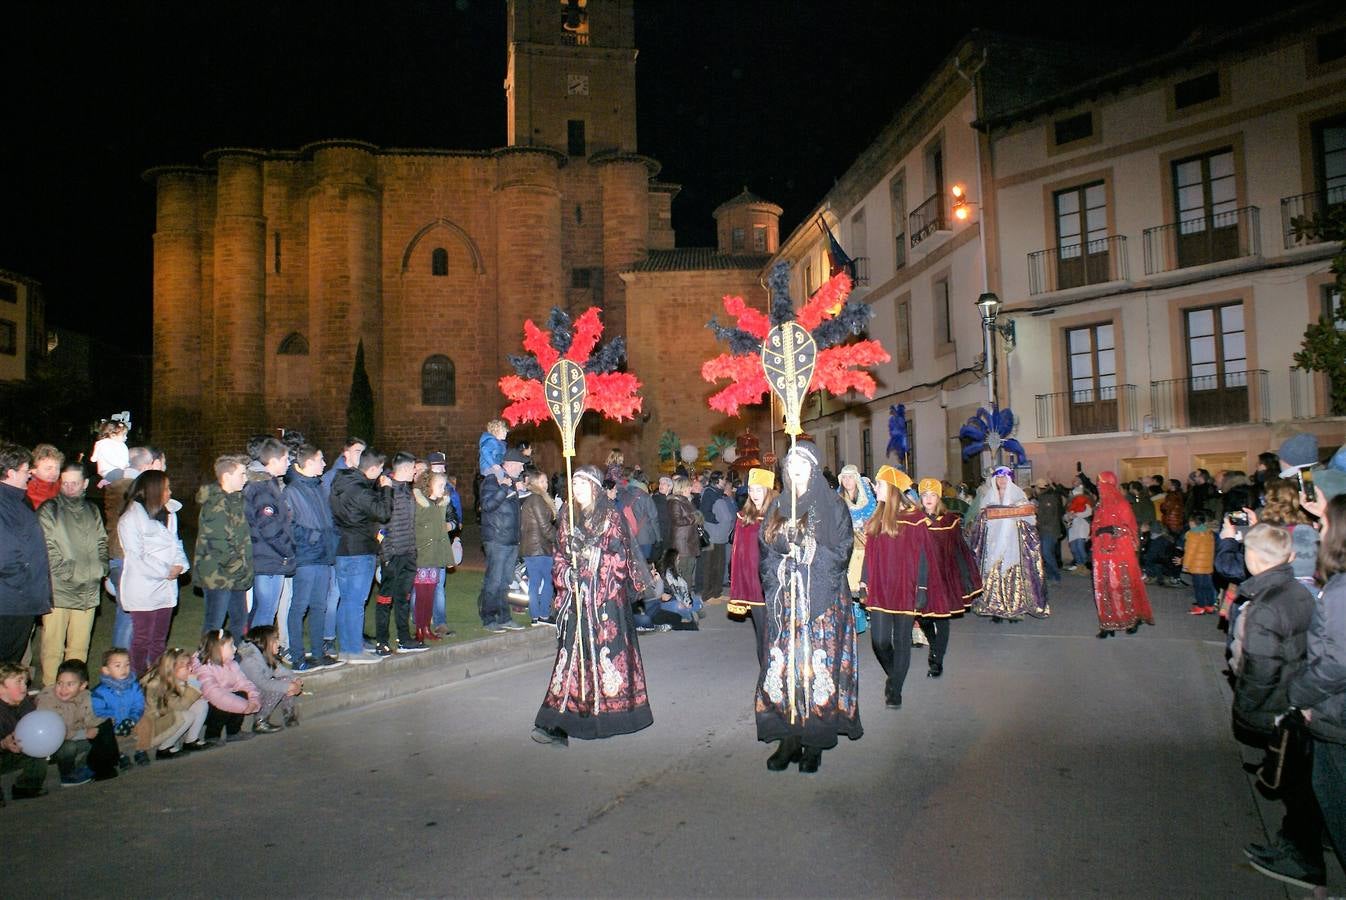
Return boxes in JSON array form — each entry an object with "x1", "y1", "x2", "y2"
[{"x1": 37, "y1": 565, "x2": 513, "y2": 689}]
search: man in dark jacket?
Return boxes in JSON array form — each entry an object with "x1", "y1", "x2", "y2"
[
  {"x1": 478, "y1": 447, "x2": 527, "y2": 632},
  {"x1": 651, "y1": 475, "x2": 673, "y2": 562},
  {"x1": 285, "y1": 445, "x2": 341, "y2": 670},
  {"x1": 374, "y1": 452, "x2": 426, "y2": 655},
  {"x1": 1032, "y1": 478, "x2": 1064, "y2": 582},
  {"x1": 1234, "y1": 525, "x2": 1322, "y2": 890},
  {"x1": 0, "y1": 443, "x2": 51, "y2": 664},
  {"x1": 243, "y1": 437, "x2": 296, "y2": 634},
  {"x1": 330, "y1": 448, "x2": 392, "y2": 664}
]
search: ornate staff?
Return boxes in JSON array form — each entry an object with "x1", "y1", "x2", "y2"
[{"x1": 544, "y1": 357, "x2": 587, "y2": 699}]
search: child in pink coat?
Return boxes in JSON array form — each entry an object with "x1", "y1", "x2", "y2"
[{"x1": 192, "y1": 629, "x2": 260, "y2": 745}]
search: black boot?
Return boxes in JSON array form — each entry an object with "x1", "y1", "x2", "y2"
[
  {"x1": 1097, "y1": 629, "x2": 1113, "y2": 639},
  {"x1": 927, "y1": 657, "x2": 943, "y2": 678},
  {"x1": 798, "y1": 746, "x2": 823, "y2": 774},
  {"x1": 766, "y1": 736, "x2": 802, "y2": 771}
]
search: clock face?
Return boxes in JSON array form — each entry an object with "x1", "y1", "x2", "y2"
[{"x1": 567, "y1": 73, "x2": 589, "y2": 96}]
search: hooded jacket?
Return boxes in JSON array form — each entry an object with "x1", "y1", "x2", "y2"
[
  {"x1": 285, "y1": 469, "x2": 337, "y2": 567},
  {"x1": 90, "y1": 673, "x2": 146, "y2": 728},
  {"x1": 38, "y1": 492, "x2": 108, "y2": 610},
  {"x1": 519, "y1": 491, "x2": 557, "y2": 559},
  {"x1": 193, "y1": 484, "x2": 253, "y2": 591},
  {"x1": 329, "y1": 468, "x2": 392, "y2": 557},
  {"x1": 117, "y1": 501, "x2": 189, "y2": 612},
  {"x1": 192, "y1": 656, "x2": 260, "y2": 714},
  {"x1": 243, "y1": 476, "x2": 296, "y2": 576},
  {"x1": 1231, "y1": 563, "x2": 1314, "y2": 742},
  {"x1": 1289, "y1": 572, "x2": 1346, "y2": 744},
  {"x1": 414, "y1": 488, "x2": 455, "y2": 568},
  {"x1": 380, "y1": 479, "x2": 416, "y2": 560},
  {"x1": 478, "y1": 473, "x2": 521, "y2": 545}
]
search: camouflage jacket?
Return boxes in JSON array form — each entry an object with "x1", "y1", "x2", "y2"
[{"x1": 193, "y1": 483, "x2": 253, "y2": 591}]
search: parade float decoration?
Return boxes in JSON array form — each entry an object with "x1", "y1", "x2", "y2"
[
  {"x1": 499, "y1": 306, "x2": 641, "y2": 700},
  {"x1": 958, "y1": 404, "x2": 1026, "y2": 467},
  {"x1": 702, "y1": 261, "x2": 890, "y2": 724}
]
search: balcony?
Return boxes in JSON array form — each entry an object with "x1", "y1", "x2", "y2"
[
  {"x1": 908, "y1": 193, "x2": 950, "y2": 254},
  {"x1": 1149, "y1": 369, "x2": 1269, "y2": 431},
  {"x1": 1142, "y1": 206, "x2": 1260, "y2": 275},
  {"x1": 1027, "y1": 235, "x2": 1129, "y2": 295},
  {"x1": 1281, "y1": 187, "x2": 1346, "y2": 250},
  {"x1": 1291, "y1": 366, "x2": 1336, "y2": 419},
  {"x1": 851, "y1": 256, "x2": 870, "y2": 286},
  {"x1": 1034, "y1": 384, "x2": 1137, "y2": 438}
]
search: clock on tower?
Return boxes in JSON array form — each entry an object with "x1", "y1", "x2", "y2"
[{"x1": 567, "y1": 73, "x2": 590, "y2": 96}]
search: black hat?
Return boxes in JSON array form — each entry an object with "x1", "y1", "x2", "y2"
[
  {"x1": 503, "y1": 446, "x2": 529, "y2": 464},
  {"x1": 426, "y1": 451, "x2": 446, "y2": 465}
]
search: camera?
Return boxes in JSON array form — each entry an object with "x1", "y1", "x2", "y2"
[{"x1": 1228, "y1": 511, "x2": 1249, "y2": 527}]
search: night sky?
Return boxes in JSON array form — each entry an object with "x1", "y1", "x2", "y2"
[{"x1": 0, "y1": 0, "x2": 1224, "y2": 355}]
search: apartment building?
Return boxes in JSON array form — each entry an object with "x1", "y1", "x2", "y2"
[
  {"x1": 987, "y1": 6, "x2": 1346, "y2": 484},
  {"x1": 0, "y1": 268, "x2": 45, "y2": 383}
]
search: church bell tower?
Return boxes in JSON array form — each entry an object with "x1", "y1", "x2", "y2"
[{"x1": 504, "y1": 0, "x2": 638, "y2": 156}]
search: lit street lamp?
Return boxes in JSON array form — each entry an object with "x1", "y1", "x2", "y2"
[{"x1": 975, "y1": 291, "x2": 1016, "y2": 466}]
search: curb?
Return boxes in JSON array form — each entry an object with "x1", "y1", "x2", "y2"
[{"x1": 294, "y1": 627, "x2": 557, "y2": 720}]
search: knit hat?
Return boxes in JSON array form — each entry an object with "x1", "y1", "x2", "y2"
[
  {"x1": 838, "y1": 464, "x2": 861, "y2": 478},
  {"x1": 875, "y1": 465, "x2": 912, "y2": 492},
  {"x1": 918, "y1": 478, "x2": 942, "y2": 496},
  {"x1": 747, "y1": 467, "x2": 775, "y2": 489},
  {"x1": 1278, "y1": 433, "x2": 1319, "y2": 471}
]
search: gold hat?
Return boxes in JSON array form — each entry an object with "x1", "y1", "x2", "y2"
[
  {"x1": 875, "y1": 465, "x2": 912, "y2": 492},
  {"x1": 918, "y1": 478, "x2": 942, "y2": 496},
  {"x1": 747, "y1": 467, "x2": 775, "y2": 489}
]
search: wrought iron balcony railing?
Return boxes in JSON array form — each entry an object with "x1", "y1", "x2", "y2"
[
  {"x1": 1149, "y1": 369, "x2": 1269, "y2": 431},
  {"x1": 1027, "y1": 235, "x2": 1129, "y2": 295},
  {"x1": 1033, "y1": 384, "x2": 1137, "y2": 438},
  {"x1": 1290, "y1": 366, "x2": 1332, "y2": 419},
  {"x1": 908, "y1": 193, "x2": 946, "y2": 250},
  {"x1": 852, "y1": 256, "x2": 869, "y2": 286},
  {"x1": 1142, "y1": 206, "x2": 1260, "y2": 275},
  {"x1": 1281, "y1": 187, "x2": 1346, "y2": 250}
]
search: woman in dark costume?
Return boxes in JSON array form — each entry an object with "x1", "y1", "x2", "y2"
[
  {"x1": 727, "y1": 467, "x2": 777, "y2": 667},
  {"x1": 914, "y1": 477, "x2": 982, "y2": 676},
  {"x1": 532, "y1": 466, "x2": 652, "y2": 747},
  {"x1": 1090, "y1": 471, "x2": 1154, "y2": 638},
  {"x1": 756, "y1": 441, "x2": 862, "y2": 774}
]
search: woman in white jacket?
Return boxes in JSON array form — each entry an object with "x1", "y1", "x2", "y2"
[{"x1": 118, "y1": 471, "x2": 189, "y2": 674}]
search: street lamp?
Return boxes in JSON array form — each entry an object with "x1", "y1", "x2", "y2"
[{"x1": 975, "y1": 291, "x2": 1002, "y2": 410}]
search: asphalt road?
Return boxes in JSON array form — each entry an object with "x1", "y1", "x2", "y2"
[{"x1": 6, "y1": 573, "x2": 1313, "y2": 898}]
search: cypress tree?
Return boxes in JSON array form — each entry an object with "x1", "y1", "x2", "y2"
[{"x1": 346, "y1": 339, "x2": 375, "y2": 442}]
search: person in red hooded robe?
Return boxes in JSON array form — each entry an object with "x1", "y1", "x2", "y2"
[{"x1": 1091, "y1": 471, "x2": 1155, "y2": 638}]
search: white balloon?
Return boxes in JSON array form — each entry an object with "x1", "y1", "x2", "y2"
[
  {"x1": 722, "y1": 446, "x2": 738, "y2": 463},
  {"x1": 14, "y1": 709, "x2": 65, "y2": 758},
  {"x1": 680, "y1": 443, "x2": 699, "y2": 463}
]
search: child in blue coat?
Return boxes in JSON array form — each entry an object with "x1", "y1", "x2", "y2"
[{"x1": 90, "y1": 648, "x2": 147, "y2": 767}]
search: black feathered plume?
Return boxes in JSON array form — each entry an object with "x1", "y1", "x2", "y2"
[
  {"x1": 811, "y1": 299, "x2": 876, "y2": 349},
  {"x1": 547, "y1": 307, "x2": 574, "y2": 354},
  {"x1": 508, "y1": 354, "x2": 544, "y2": 380},
  {"x1": 768, "y1": 261, "x2": 794, "y2": 325},
  {"x1": 585, "y1": 336, "x2": 627, "y2": 374},
  {"x1": 707, "y1": 317, "x2": 766, "y2": 356}
]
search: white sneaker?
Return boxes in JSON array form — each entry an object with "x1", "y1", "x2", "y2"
[
  {"x1": 340, "y1": 651, "x2": 384, "y2": 665},
  {"x1": 501, "y1": 620, "x2": 526, "y2": 631}
]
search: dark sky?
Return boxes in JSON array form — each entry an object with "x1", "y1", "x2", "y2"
[{"x1": 0, "y1": 0, "x2": 1223, "y2": 354}]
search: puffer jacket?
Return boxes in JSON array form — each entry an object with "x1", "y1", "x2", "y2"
[
  {"x1": 192, "y1": 657, "x2": 259, "y2": 714},
  {"x1": 519, "y1": 492, "x2": 557, "y2": 558},
  {"x1": 1160, "y1": 491, "x2": 1186, "y2": 534},
  {"x1": 118, "y1": 501, "x2": 189, "y2": 612},
  {"x1": 36, "y1": 686, "x2": 105, "y2": 739},
  {"x1": 1231, "y1": 563, "x2": 1314, "y2": 743},
  {"x1": 413, "y1": 489, "x2": 455, "y2": 568},
  {"x1": 285, "y1": 469, "x2": 337, "y2": 567},
  {"x1": 329, "y1": 468, "x2": 392, "y2": 557},
  {"x1": 90, "y1": 674, "x2": 146, "y2": 727},
  {"x1": 1289, "y1": 573, "x2": 1346, "y2": 744},
  {"x1": 669, "y1": 495, "x2": 703, "y2": 559},
  {"x1": 0, "y1": 482, "x2": 52, "y2": 617},
  {"x1": 1181, "y1": 528, "x2": 1214, "y2": 575},
  {"x1": 380, "y1": 480, "x2": 416, "y2": 561},
  {"x1": 478, "y1": 474, "x2": 521, "y2": 545},
  {"x1": 38, "y1": 492, "x2": 108, "y2": 610},
  {"x1": 193, "y1": 484, "x2": 253, "y2": 591},
  {"x1": 243, "y1": 476, "x2": 296, "y2": 576}
]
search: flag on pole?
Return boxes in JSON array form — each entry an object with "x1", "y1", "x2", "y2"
[{"x1": 819, "y1": 217, "x2": 855, "y2": 282}]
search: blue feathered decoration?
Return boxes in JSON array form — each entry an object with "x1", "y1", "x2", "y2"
[
  {"x1": 887, "y1": 404, "x2": 909, "y2": 461},
  {"x1": 959, "y1": 404, "x2": 1025, "y2": 464}
]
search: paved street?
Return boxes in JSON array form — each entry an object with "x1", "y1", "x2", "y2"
[{"x1": 6, "y1": 572, "x2": 1322, "y2": 898}]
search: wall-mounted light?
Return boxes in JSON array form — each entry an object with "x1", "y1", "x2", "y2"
[{"x1": 951, "y1": 183, "x2": 975, "y2": 222}]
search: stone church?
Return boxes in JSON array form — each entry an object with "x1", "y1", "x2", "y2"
[{"x1": 144, "y1": 0, "x2": 775, "y2": 494}]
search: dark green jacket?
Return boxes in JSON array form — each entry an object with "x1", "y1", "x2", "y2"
[
  {"x1": 413, "y1": 489, "x2": 454, "y2": 569},
  {"x1": 38, "y1": 493, "x2": 108, "y2": 610},
  {"x1": 193, "y1": 484, "x2": 253, "y2": 591}
]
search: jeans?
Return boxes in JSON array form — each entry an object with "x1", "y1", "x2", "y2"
[
  {"x1": 276, "y1": 575, "x2": 293, "y2": 648},
  {"x1": 322, "y1": 572, "x2": 341, "y2": 643},
  {"x1": 432, "y1": 567, "x2": 448, "y2": 628},
  {"x1": 1039, "y1": 534, "x2": 1062, "y2": 581},
  {"x1": 288, "y1": 565, "x2": 331, "y2": 664},
  {"x1": 129, "y1": 607, "x2": 173, "y2": 676},
  {"x1": 523, "y1": 555, "x2": 554, "y2": 621},
  {"x1": 249, "y1": 573, "x2": 286, "y2": 632},
  {"x1": 109, "y1": 558, "x2": 133, "y2": 650},
  {"x1": 1069, "y1": 538, "x2": 1090, "y2": 569},
  {"x1": 202, "y1": 588, "x2": 249, "y2": 637},
  {"x1": 1313, "y1": 739, "x2": 1346, "y2": 874},
  {"x1": 1191, "y1": 573, "x2": 1216, "y2": 607},
  {"x1": 335, "y1": 555, "x2": 376, "y2": 655},
  {"x1": 478, "y1": 542, "x2": 518, "y2": 626},
  {"x1": 53, "y1": 720, "x2": 118, "y2": 778}
]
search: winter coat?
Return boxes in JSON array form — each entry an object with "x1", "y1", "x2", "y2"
[
  {"x1": 700, "y1": 485, "x2": 727, "y2": 526},
  {"x1": 0, "y1": 482, "x2": 52, "y2": 617},
  {"x1": 519, "y1": 492, "x2": 557, "y2": 559},
  {"x1": 1160, "y1": 491, "x2": 1186, "y2": 534},
  {"x1": 35, "y1": 687, "x2": 105, "y2": 740},
  {"x1": 1289, "y1": 573, "x2": 1346, "y2": 744},
  {"x1": 329, "y1": 468, "x2": 392, "y2": 557},
  {"x1": 380, "y1": 480, "x2": 416, "y2": 561},
  {"x1": 90, "y1": 674, "x2": 146, "y2": 727},
  {"x1": 243, "y1": 477, "x2": 296, "y2": 576},
  {"x1": 102, "y1": 472, "x2": 138, "y2": 559},
  {"x1": 1215, "y1": 536, "x2": 1249, "y2": 584},
  {"x1": 1231, "y1": 563, "x2": 1314, "y2": 743},
  {"x1": 478, "y1": 474, "x2": 521, "y2": 546},
  {"x1": 116, "y1": 501, "x2": 189, "y2": 612},
  {"x1": 621, "y1": 482, "x2": 659, "y2": 547},
  {"x1": 651, "y1": 492, "x2": 672, "y2": 545},
  {"x1": 285, "y1": 469, "x2": 338, "y2": 567},
  {"x1": 1129, "y1": 493, "x2": 1156, "y2": 527},
  {"x1": 192, "y1": 484, "x2": 253, "y2": 591},
  {"x1": 669, "y1": 494, "x2": 703, "y2": 559},
  {"x1": 704, "y1": 492, "x2": 736, "y2": 545},
  {"x1": 139, "y1": 679, "x2": 203, "y2": 747},
  {"x1": 236, "y1": 642, "x2": 296, "y2": 701},
  {"x1": 0, "y1": 694, "x2": 37, "y2": 743},
  {"x1": 192, "y1": 657, "x2": 259, "y2": 714},
  {"x1": 1181, "y1": 528, "x2": 1214, "y2": 575},
  {"x1": 413, "y1": 489, "x2": 455, "y2": 568},
  {"x1": 1035, "y1": 488, "x2": 1065, "y2": 537},
  {"x1": 38, "y1": 493, "x2": 108, "y2": 611},
  {"x1": 1065, "y1": 496, "x2": 1092, "y2": 542}
]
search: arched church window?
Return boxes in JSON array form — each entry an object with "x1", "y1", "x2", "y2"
[
  {"x1": 431, "y1": 247, "x2": 449, "y2": 277},
  {"x1": 277, "y1": 332, "x2": 309, "y2": 355},
  {"x1": 422, "y1": 355, "x2": 455, "y2": 406}
]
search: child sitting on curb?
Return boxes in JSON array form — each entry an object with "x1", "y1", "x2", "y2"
[
  {"x1": 0, "y1": 662, "x2": 50, "y2": 801},
  {"x1": 90, "y1": 648, "x2": 148, "y2": 768},
  {"x1": 36, "y1": 659, "x2": 120, "y2": 785}
]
